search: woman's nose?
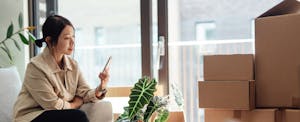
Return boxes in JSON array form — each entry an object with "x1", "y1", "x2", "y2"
[{"x1": 71, "y1": 37, "x2": 75, "y2": 44}]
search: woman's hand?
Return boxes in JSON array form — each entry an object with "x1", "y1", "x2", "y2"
[
  {"x1": 70, "y1": 96, "x2": 83, "y2": 109},
  {"x1": 98, "y1": 68, "x2": 110, "y2": 90},
  {"x1": 95, "y1": 68, "x2": 110, "y2": 98}
]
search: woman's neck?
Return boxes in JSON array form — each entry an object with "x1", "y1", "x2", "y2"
[{"x1": 50, "y1": 48, "x2": 64, "y2": 69}]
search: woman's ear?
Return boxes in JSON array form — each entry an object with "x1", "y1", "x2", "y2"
[{"x1": 45, "y1": 36, "x2": 51, "y2": 47}]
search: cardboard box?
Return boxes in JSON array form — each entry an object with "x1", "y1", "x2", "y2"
[
  {"x1": 198, "y1": 80, "x2": 255, "y2": 110},
  {"x1": 285, "y1": 109, "x2": 300, "y2": 122},
  {"x1": 204, "y1": 54, "x2": 254, "y2": 81},
  {"x1": 278, "y1": 109, "x2": 300, "y2": 122},
  {"x1": 255, "y1": 0, "x2": 300, "y2": 108},
  {"x1": 205, "y1": 109, "x2": 278, "y2": 122}
]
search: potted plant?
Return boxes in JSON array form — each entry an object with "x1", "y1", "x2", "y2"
[
  {"x1": 0, "y1": 12, "x2": 36, "y2": 122},
  {"x1": 116, "y1": 76, "x2": 170, "y2": 122},
  {"x1": 0, "y1": 12, "x2": 36, "y2": 67}
]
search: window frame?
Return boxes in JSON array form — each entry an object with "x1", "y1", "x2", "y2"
[{"x1": 29, "y1": 0, "x2": 170, "y2": 96}]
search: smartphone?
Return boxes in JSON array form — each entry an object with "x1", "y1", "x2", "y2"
[{"x1": 102, "y1": 56, "x2": 112, "y2": 72}]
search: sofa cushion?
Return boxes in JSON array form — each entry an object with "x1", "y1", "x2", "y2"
[
  {"x1": 0, "y1": 66, "x2": 22, "y2": 122},
  {"x1": 80, "y1": 100, "x2": 113, "y2": 122}
]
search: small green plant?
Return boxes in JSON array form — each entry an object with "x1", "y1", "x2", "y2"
[
  {"x1": 0, "y1": 12, "x2": 36, "y2": 67},
  {"x1": 116, "y1": 76, "x2": 169, "y2": 122},
  {"x1": 154, "y1": 108, "x2": 169, "y2": 122},
  {"x1": 171, "y1": 83, "x2": 184, "y2": 108}
]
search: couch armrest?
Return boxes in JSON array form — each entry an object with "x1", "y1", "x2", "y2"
[
  {"x1": 80, "y1": 100, "x2": 113, "y2": 122},
  {"x1": 0, "y1": 66, "x2": 22, "y2": 122}
]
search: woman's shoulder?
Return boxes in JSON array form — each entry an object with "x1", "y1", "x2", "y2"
[
  {"x1": 27, "y1": 55, "x2": 52, "y2": 75},
  {"x1": 29, "y1": 54, "x2": 45, "y2": 69}
]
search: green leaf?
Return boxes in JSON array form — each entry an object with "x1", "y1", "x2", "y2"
[
  {"x1": 18, "y1": 33, "x2": 29, "y2": 45},
  {"x1": 116, "y1": 111, "x2": 130, "y2": 122},
  {"x1": 27, "y1": 31, "x2": 36, "y2": 42},
  {"x1": 144, "y1": 96, "x2": 168, "y2": 122},
  {"x1": 11, "y1": 38, "x2": 21, "y2": 51},
  {"x1": 144, "y1": 99, "x2": 159, "y2": 122},
  {"x1": 6, "y1": 23, "x2": 13, "y2": 38},
  {"x1": 154, "y1": 109, "x2": 169, "y2": 122},
  {"x1": 127, "y1": 76, "x2": 157, "y2": 119},
  {"x1": 1, "y1": 43, "x2": 13, "y2": 61},
  {"x1": 0, "y1": 47, "x2": 8, "y2": 54},
  {"x1": 18, "y1": 12, "x2": 23, "y2": 28}
]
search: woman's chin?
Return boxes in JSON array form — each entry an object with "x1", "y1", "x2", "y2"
[{"x1": 65, "y1": 51, "x2": 73, "y2": 55}]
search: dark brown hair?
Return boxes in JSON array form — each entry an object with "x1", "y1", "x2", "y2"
[{"x1": 35, "y1": 15, "x2": 74, "y2": 48}]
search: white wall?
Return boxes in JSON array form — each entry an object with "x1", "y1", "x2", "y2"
[{"x1": 0, "y1": 0, "x2": 27, "y2": 79}]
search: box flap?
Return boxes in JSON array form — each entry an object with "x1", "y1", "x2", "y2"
[{"x1": 259, "y1": 0, "x2": 300, "y2": 18}]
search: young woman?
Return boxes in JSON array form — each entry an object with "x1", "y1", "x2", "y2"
[{"x1": 13, "y1": 15, "x2": 109, "y2": 122}]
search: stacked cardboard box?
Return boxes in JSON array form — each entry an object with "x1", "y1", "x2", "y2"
[
  {"x1": 199, "y1": 0, "x2": 300, "y2": 121},
  {"x1": 203, "y1": 109, "x2": 300, "y2": 122},
  {"x1": 205, "y1": 109, "x2": 279, "y2": 122},
  {"x1": 199, "y1": 54, "x2": 267, "y2": 121},
  {"x1": 255, "y1": 0, "x2": 300, "y2": 108},
  {"x1": 199, "y1": 54, "x2": 255, "y2": 110},
  {"x1": 255, "y1": 0, "x2": 300, "y2": 121}
]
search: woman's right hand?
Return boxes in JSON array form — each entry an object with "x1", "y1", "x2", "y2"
[{"x1": 70, "y1": 96, "x2": 83, "y2": 109}]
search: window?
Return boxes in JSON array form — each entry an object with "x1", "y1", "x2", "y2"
[
  {"x1": 195, "y1": 22, "x2": 216, "y2": 41},
  {"x1": 168, "y1": 0, "x2": 283, "y2": 121},
  {"x1": 31, "y1": 0, "x2": 284, "y2": 121},
  {"x1": 58, "y1": 0, "x2": 145, "y2": 115},
  {"x1": 58, "y1": 0, "x2": 142, "y2": 87},
  {"x1": 94, "y1": 27, "x2": 105, "y2": 45}
]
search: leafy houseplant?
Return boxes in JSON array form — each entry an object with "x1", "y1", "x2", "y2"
[
  {"x1": 116, "y1": 76, "x2": 169, "y2": 122},
  {"x1": 0, "y1": 12, "x2": 36, "y2": 67}
]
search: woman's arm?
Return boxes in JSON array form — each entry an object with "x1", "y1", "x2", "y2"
[
  {"x1": 95, "y1": 69, "x2": 109, "y2": 98},
  {"x1": 24, "y1": 63, "x2": 73, "y2": 110},
  {"x1": 76, "y1": 67, "x2": 110, "y2": 102},
  {"x1": 70, "y1": 96, "x2": 84, "y2": 109}
]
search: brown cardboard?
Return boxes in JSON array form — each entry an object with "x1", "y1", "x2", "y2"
[
  {"x1": 198, "y1": 80, "x2": 255, "y2": 110},
  {"x1": 204, "y1": 54, "x2": 254, "y2": 81},
  {"x1": 285, "y1": 109, "x2": 300, "y2": 122},
  {"x1": 255, "y1": 0, "x2": 300, "y2": 108},
  {"x1": 205, "y1": 109, "x2": 278, "y2": 122},
  {"x1": 280, "y1": 109, "x2": 300, "y2": 122}
]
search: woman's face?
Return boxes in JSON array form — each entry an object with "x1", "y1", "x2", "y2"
[{"x1": 54, "y1": 25, "x2": 75, "y2": 55}]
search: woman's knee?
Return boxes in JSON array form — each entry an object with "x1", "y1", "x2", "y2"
[
  {"x1": 69, "y1": 109, "x2": 89, "y2": 122},
  {"x1": 32, "y1": 109, "x2": 89, "y2": 122}
]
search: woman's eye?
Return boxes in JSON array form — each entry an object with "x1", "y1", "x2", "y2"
[{"x1": 64, "y1": 35, "x2": 75, "y2": 40}]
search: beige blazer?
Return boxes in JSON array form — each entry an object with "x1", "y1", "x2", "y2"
[{"x1": 13, "y1": 48, "x2": 100, "y2": 122}]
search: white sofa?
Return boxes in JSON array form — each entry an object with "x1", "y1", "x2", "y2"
[
  {"x1": 0, "y1": 66, "x2": 113, "y2": 122},
  {"x1": 80, "y1": 101, "x2": 113, "y2": 122},
  {"x1": 0, "y1": 66, "x2": 22, "y2": 122}
]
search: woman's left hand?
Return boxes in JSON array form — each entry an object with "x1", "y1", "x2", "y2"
[{"x1": 98, "y1": 68, "x2": 110, "y2": 90}]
